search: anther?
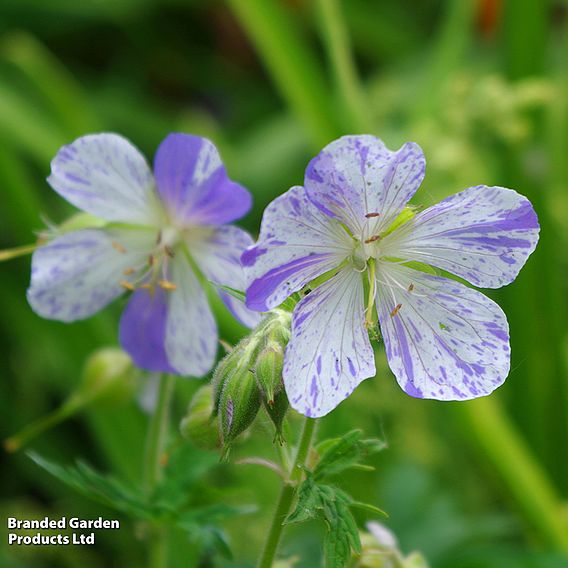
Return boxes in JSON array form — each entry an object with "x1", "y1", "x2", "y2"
[
  {"x1": 164, "y1": 245, "x2": 175, "y2": 258},
  {"x1": 120, "y1": 280, "x2": 135, "y2": 291},
  {"x1": 112, "y1": 242, "x2": 127, "y2": 253},
  {"x1": 156, "y1": 230, "x2": 162, "y2": 245},
  {"x1": 365, "y1": 212, "x2": 380, "y2": 218},
  {"x1": 140, "y1": 283, "x2": 153, "y2": 291},
  {"x1": 158, "y1": 280, "x2": 177, "y2": 291},
  {"x1": 390, "y1": 303, "x2": 402, "y2": 317},
  {"x1": 148, "y1": 255, "x2": 156, "y2": 266},
  {"x1": 364, "y1": 235, "x2": 381, "y2": 244},
  {"x1": 407, "y1": 283, "x2": 414, "y2": 292},
  {"x1": 123, "y1": 267, "x2": 135, "y2": 275}
]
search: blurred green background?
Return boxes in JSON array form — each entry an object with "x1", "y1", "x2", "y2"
[{"x1": 1, "y1": 0, "x2": 567, "y2": 566}]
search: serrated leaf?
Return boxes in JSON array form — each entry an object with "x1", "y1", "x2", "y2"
[
  {"x1": 285, "y1": 477, "x2": 321, "y2": 524},
  {"x1": 314, "y1": 430, "x2": 386, "y2": 480},
  {"x1": 28, "y1": 452, "x2": 153, "y2": 520}
]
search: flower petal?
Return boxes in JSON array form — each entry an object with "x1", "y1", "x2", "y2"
[
  {"x1": 305, "y1": 135, "x2": 425, "y2": 236},
  {"x1": 243, "y1": 185, "x2": 353, "y2": 312},
  {"x1": 165, "y1": 253, "x2": 218, "y2": 376},
  {"x1": 375, "y1": 263, "x2": 510, "y2": 400},
  {"x1": 121, "y1": 254, "x2": 217, "y2": 376},
  {"x1": 48, "y1": 134, "x2": 160, "y2": 224},
  {"x1": 191, "y1": 225, "x2": 261, "y2": 328},
  {"x1": 284, "y1": 268, "x2": 375, "y2": 417},
  {"x1": 381, "y1": 186, "x2": 539, "y2": 288},
  {"x1": 153, "y1": 133, "x2": 251, "y2": 225},
  {"x1": 119, "y1": 287, "x2": 177, "y2": 373},
  {"x1": 28, "y1": 228, "x2": 154, "y2": 322}
]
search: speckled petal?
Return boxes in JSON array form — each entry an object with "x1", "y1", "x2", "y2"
[
  {"x1": 28, "y1": 228, "x2": 155, "y2": 322},
  {"x1": 119, "y1": 287, "x2": 177, "y2": 374},
  {"x1": 381, "y1": 185, "x2": 539, "y2": 288},
  {"x1": 243, "y1": 185, "x2": 353, "y2": 312},
  {"x1": 164, "y1": 253, "x2": 218, "y2": 377},
  {"x1": 191, "y1": 225, "x2": 261, "y2": 328},
  {"x1": 376, "y1": 263, "x2": 510, "y2": 400},
  {"x1": 48, "y1": 134, "x2": 160, "y2": 224},
  {"x1": 153, "y1": 133, "x2": 251, "y2": 226},
  {"x1": 284, "y1": 267, "x2": 375, "y2": 417},
  {"x1": 304, "y1": 135, "x2": 425, "y2": 237}
]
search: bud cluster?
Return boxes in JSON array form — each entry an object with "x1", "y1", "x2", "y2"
[{"x1": 181, "y1": 310, "x2": 292, "y2": 455}]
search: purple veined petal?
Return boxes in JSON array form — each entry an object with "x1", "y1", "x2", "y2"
[
  {"x1": 27, "y1": 228, "x2": 155, "y2": 322},
  {"x1": 121, "y1": 253, "x2": 218, "y2": 376},
  {"x1": 283, "y1": 267, "x2": 375, "y2": 417},
  {"x1": 375, "y1": 263, "x2": 510, "y2": 400},
  {"x1": 48, "y1": 134, "x2": 161, "y2": 225},
  {"x1": 190, "y1": 225, "x2": 261, "y2": 328},
  {"x1": 165, "y1": 252, "x2": 218, "y2": 376},
  {"x1": 380, "y1": 185, "x2": 540, "y2": 289},
  {"x1": 153, "y1": 133, "x2": 251, "y2": 226},
  {"x1": 119, "y1": 287, "x2": 178, "y2": 373},
  {"x1": 304, "y1": 135, "x2": 425, "y2": 237},
  {"x1": 243, "y1": 185, "x2": 353, "y2": 312}
]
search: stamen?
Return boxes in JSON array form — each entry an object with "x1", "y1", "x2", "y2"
[
  {"x1": 407, "y1": 283, "x2": 414, "y2": 292},
  {"x1": 123, "y1": 267, "x2": 136, "y2": 275},
  {"x1": 156, "y1": 230, "x2": 162, "y2": 245},
  {"x1": 140, "y1": 283, "x2": 152, "y2": 290},
  {"x1": 148, "y1": 254, "x2": 156, "y2": 266},
  {"x1": 158, "y1": 280, "x2": 177, "y2": 291},
  {"x1": 365, "y1": 212, "x2": 380, "y2": 218},
  {"x1": 364, "y1": 235, "x2": 381, "y2": 244},
  {"x1": 390, "y1": 303, "x2": 402, "y2": 317},
  {"x1": 164, "y1": 245, "x2": 175, "y2": 258},
  {"x1": 112, "y1": 241, "x2": 127, "y2": 253},
  {"x1": 120, "y1": 280, "x2": 135, "y2": 291}
]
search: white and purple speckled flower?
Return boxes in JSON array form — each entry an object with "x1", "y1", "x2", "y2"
[
  {"x1": 28, "y1": 133, "x2": 260, "y2": 376},
  {"x1": 243, "y1": 135, "x2": 539, "y2": 417}
]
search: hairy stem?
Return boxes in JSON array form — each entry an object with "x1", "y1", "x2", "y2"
[
  {"x1": 258, "y1": 416, "x2": 318, "y2": 568},
  {"x1": 144, "y1": 374, "x2": 176, "y2": 568}
]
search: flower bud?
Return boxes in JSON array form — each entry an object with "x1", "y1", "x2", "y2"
[
  {"x1": 219, "y1": 361, "x2": 261, "y2": 454},
  {"x1": 74, "y1": 347, "x2": 136, "y2": 407},
  {"x1": 264, "y1": 389, "x2": 289, "y2": 444},
  {"x1": 254, "y1": 341, "x2": 284, "y2": 406},
  {"x1": 180, "y1": 385, "x2": 219, "y2": 450}
]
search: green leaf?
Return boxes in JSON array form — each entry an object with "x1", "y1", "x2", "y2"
[
  {"x1": 314, "y1": 429, "x2": 386, "y2": 480},
  {"x1": 28, "y1": 452, "x2": 153, "y2": 520}
]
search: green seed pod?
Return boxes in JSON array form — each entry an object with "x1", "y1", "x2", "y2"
[
  {"x1": 219, "y1": 360, "x2": 261, "y2": 451},
  {"x1": 254, "y1": 341, "x2": 284, "y2": 405},
  {"x1": 180, "y1": 385, "x2": 219, "y2": 450},
  {"x1": 264, "y1": 388, "x2": 289, "y2": 444}
]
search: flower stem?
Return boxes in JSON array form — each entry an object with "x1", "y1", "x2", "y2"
[
  {"x1": 144, "y1": 374, "x2": 176, "y2": 568},
  {"x1": 258, "y1": 416, "x2": 318, "y2": 568}
]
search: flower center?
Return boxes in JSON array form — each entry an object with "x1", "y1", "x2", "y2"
[{"x1": 117, "y1": 225, "x2": 182, "y2": 294}]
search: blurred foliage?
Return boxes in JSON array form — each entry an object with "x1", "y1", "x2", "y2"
[{"x1": 1, "y1": 0, "x2": 567, "y2": 566}]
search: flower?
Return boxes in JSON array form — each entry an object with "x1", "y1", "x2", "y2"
[
  {"x1": 28, "y1": 133, "x2": 260, "y2": 376},
  {"x1": 243, "y1": 135, "x2": 539, "y2": 417}
]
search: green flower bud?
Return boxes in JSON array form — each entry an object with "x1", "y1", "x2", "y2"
[
  {"x1": 264, "y1": 389, "x2": 289, "y2": 444},
  {"x1": 180, "y1": 385, "x2": 219, "y2": 450},
  {"x1": 74, "y1": 347, "x2": 136, "y2": 407},
  {"x1": 219, "y1": 361, "x2": 261, "y2": 454},
  {"x1": 254, "y1": 341, "x2": 284, "y2": 405}
]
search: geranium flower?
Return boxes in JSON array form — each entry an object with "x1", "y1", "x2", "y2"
[
  {"x1": 243, "y1": 135, "x2": 539, "y2": 417},
  {"x1": 28, "y1": 133, "x2": 259, "y2": 376}
]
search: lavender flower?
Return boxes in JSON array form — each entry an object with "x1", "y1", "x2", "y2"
[
  {"x1": 243, "y1": 135, "x2": 539, "y2": 417},
  {"x1": 28, "y1": 133, "x2": 259, "y2": 376}
]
